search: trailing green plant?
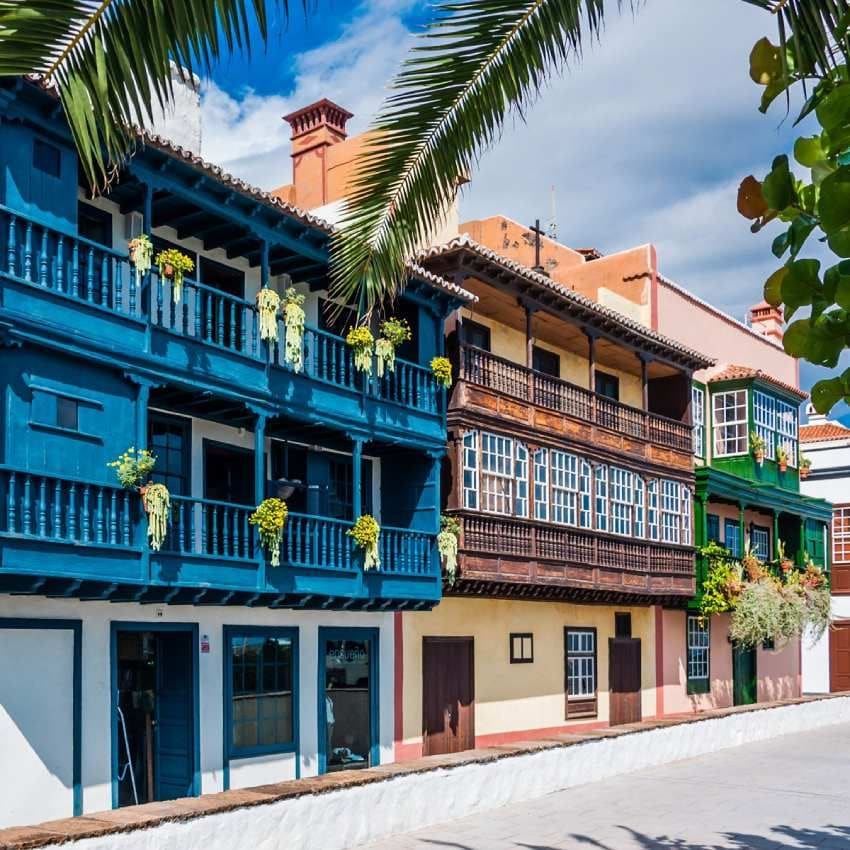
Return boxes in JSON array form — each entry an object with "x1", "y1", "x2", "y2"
[
  {"x1": 108, "y1": 447, "x2": 156, "y2": 490},
  {"x1": 346, "y1": 326, "x2": 375, "y2": 375},
  {"x1": 249, "y1": 497, "x2": 288, "y2": 567},
  {"x1": 128, "y1": 234, "x2": 153, "y2": 280},
  {"x1": 430, "y1": 356, "x2": 452, "y2": 389},
  {"x1": 141, "y1": 482, "x2": 170, "y2": 552},
  {"x1": 283, "y1": 288, "x2": 306, "y2": 373},
  {"x1": 375, "y1": 317, "x2": 412, "y2": 377},
  {"x1": 348, "y1": 514, "x2": 381, "y2": 570},
  {"x1": 699, "y1": 541, "x2": 744, "y2": 620},
  {"x1": 256, "y1": 288, "x2": 281, "y2": 344},
  {"x1": 730, "y1": 577, "x2": 785, "y2": 648},
  {"x1": 155, "y1": 248, "x2": 194, "y2": 303},
  {"x1": 437, "y1": 514, "x2": 461, "y2": 586}
]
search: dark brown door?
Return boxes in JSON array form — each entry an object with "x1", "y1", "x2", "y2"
[
  {"x1": 422, "y1": 637, "x2": 474, "y2": 756},
  {"x1": 609, "y1": 637, "x2": 642, "y2": 726},
  {"x1": 831, "y1": 622, "x2": 850, "y2": 692}
]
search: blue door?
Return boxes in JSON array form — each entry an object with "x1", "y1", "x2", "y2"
[{"x1": 154, "y1": 632, "x2": 195, "y2": 801}]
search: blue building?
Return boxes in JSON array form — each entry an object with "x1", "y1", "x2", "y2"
[{"x1": 0, "y1": 77, "x2": 471, "y2": 826}]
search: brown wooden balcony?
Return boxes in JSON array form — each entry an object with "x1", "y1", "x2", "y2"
[
  {"x1": 451, "y1": 511, "x2": 695, "y2": 604},
  {"x1": 456, "y1": 344, "x2": 692, "y2": 454}
]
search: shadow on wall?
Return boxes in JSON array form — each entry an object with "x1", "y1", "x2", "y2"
[{"x1": 686, "y1": 676, "x2": 733, "y2": 713}]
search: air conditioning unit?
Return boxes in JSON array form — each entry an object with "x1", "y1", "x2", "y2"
[{"x1": 124, "y1": 211, "x2": 144, "y2": 240}]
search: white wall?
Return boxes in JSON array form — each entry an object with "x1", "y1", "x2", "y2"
[{"x1": 0, "y1": 596, "x2": 394, "y2": 827}]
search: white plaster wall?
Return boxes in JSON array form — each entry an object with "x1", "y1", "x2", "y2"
[
  {"x1": 0, "y1": 628, "x2": 75, "y2": 828},
  {"x1": 0, "y1": 596, "x2": 394, "y2": 821},
  {"x1": 35, "y1": 696, "x2": 850, "y2": 850},
  {"x1": 145, "y1": 66, "x2": 202, "y2": 154}
]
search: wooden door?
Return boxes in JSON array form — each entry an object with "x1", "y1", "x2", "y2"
[
  {"x1": 608, "y1": 637, "x2": 641, "y2": 726},
  {"x1": 422, "y1": 637, "x2": 474, "y2": 756},
  {"x1": 831, "y1": 622, "x2": 850, "y2": 692},
  {"x1": 733, "y1": 645, "x2": 757, "y2": 705}
]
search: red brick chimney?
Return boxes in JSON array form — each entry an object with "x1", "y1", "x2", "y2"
[
  {"x1": 749, "y1": 301, "x2": 784, "y2": 343},
  {"x1": 283, "y1": 99, "x2": 353, "y2": 209}
]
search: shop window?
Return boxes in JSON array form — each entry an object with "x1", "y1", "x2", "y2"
[
  {"x1": 33, "y1": 138, "x2": 61, "y2": 178},
  {"x1": 226, "y1": 627, "x2": 297, "y2": 757},
  {"x1": 565, "y1": 627, "x2": 597, "y2": 718},
  {"x1": 532, "y1": 346, "x2": 560, "y2": 378},
  {"x1": 686, "y1": 615, "x2": 710, "y2": 695},
  {"x1": 510, "y1": 633, "x2": 534, "y2": 664}
]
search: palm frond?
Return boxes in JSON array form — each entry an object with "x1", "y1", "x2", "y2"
[
  {"x1": 329, "y1": 0, "x2": 622, "y2": 318},
  {"x1": 0, "y1": 0, "x2": 296, "y2": 188}
]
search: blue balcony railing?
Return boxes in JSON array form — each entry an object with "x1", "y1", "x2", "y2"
[{"x1": 0, "y1": 206, "x2": 439, "y2": 415}]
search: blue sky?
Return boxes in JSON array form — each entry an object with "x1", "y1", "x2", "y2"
[{"x1": 202, "y1": 0, "x2": 848, "y2": 421}]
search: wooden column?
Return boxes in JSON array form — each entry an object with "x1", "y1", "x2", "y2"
[
  {"x1": 773, "y1": 510, "x2": 780, "y2": 561},
  {"x1": 739, "y1": 503, "x2": 746, "y2": 554},
  {"x1": 260, "y1": 240, "x2": 270, "y2": 289},
  {"x1": 525, "y1": 304, "x2": 534, "y2": 369},
  {"x1": 585, "y1": 330, "x2": 596, "y2": 391},
  {"x1": 352, "y1": 436, "x2": 364, "y2": 517},
  {"x1": 254, "y1": 413, "x2": 267, "y2": 506},
  {"x1": 136, "y1": 382, "x2": 150, "y2": 452},
  {"x1": 640, "y1": 355, "x2": 649, "y2": 411}
]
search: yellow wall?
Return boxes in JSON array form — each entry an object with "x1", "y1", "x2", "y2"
[
  {"x1": 461, "y1": 310, "x2": 644, "y2": 408},
  {"x1": 402, "y1": 598, "x2": 657, "y2": 747}
]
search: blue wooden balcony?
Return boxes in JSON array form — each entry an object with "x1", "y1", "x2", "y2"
[
  {"x1": 0, "y1": 205, "x2": 445, "y2": 449},
  {"x1": 0, "y1": 467, "x2": 440, "y2": 609}
]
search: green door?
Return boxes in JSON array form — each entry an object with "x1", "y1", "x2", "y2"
[{"x1": 733, "y1": 645, "x2": 757, "y2": 706}]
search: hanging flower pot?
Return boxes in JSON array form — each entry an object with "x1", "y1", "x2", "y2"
[
  {"x1": 256, "y1": 287, "x2": 281, "y2": 344},
  {"x1": 142, "y1": 482, "x2": 170, "y2": 552},
  {"x1": 799, "y1": 452, "x2": 811, "y2": 479},
  {"x1": 375, "y1": 317, "x2": 412, "y2": 377},
  {"x1": 348, "y1": 514, "x2": 381, "y2": 570},
  {"x1": 128, "y1": 234, "x2": 153, "y2": 280},
  {"x1": 430, "y1": 356, "x2": 452, "y2": 388},
  {"x1": 108, "y1": 447, "x2": 156, "y2": 490},
  {"x1": 249, "y1": 497, "x2": 288, "y2": 567},
  {"x1": 346, "y1": 326, "x2": 375, "y2": 375},
  {"x1": 155, "y1": 248, "x2": 194, "y2": 304},
  {"x1": 283, "y1": 287, "x2": 306, "y2": 372},
  {"x1": 750, "y1": 431, "x2": 765, "y2": 466},
  {"x1": 437, "y1": 514, "x2": 461, "y2": 586},
  {"x1": 776, "y1": 446, "x2": 789, "y2": 473}
]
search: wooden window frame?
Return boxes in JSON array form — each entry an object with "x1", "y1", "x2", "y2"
[
  {"x1": 509, "y1": 633, "x2": 534, "y2": 664},
  {"x1": 686, "y1": 614, "x2": 710, "y2": 695},
  {"x1": 463, "y1": 319, "x2": 492, "y2": 353},
  {"x1": 531, "y1": 345, "x2": 560, "y2": 378},
  {"x1": 564, "y1": 626, "x2": 597, "y2": 719}
]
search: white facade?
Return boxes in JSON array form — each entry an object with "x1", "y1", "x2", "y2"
[
  {"x1": 0, "y1": 595, "x2": 395, "y2": 830},
  {"x1": 800, "y1": 407, "x2": 850, "y2": 693}
]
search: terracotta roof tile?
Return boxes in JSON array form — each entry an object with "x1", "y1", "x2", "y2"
[
  {"x1": 800, "y1": 422, "x2": 850, "y2": 443},
  {"x1": 708, "y1": 364, "x2": 807, "y2": 400}
]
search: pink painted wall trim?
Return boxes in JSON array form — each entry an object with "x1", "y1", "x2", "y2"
[{"x1": 655, "y1": 605, "x2": 664, "y2": 717}]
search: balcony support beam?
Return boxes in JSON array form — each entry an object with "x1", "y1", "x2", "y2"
[
  {"x1": 351, "y1": 435, "x2": 364, "y2": 518},
  {"x1": 254, "y1": 413, "x2": 267, "y2": 506}
]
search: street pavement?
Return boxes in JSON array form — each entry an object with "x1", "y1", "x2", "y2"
[{"x1": 354, "y1": 722, "x2": 850, "y2": 850}]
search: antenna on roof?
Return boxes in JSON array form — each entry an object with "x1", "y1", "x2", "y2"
[{"x1": 548, "y1": 185, "x2": 557, "y2": 241}]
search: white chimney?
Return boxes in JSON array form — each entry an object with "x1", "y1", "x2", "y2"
[{"x1": 143, "y1": 64, "x2": 202, "y2": 153}]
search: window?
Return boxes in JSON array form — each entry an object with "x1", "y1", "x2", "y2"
[
  {"x1": 686, "y1": 615, "x2": 710, "y2": 695},
  {"x1": 149, "y1": 414, "x2": 191, "y2": 496},
  {"x1": 692, "y1": 385, "x2": 705, "y2": 458},
  {"x1": 565, "y1": 628, "x2": 597, "y2": 718},
  {"x1": 707, "y1": 513, "x2": 721, "y2": 543},
  {"x1": 751, "y1": 525, "x2": 770, "y2": 561},
  {"x1": 661, "y1": 480, "x2": 682, "y2": 544},
  {"x1": 724, "y1": 518, "x2": 741, "y2": 557},
  {"x1": 634, "y1": 476, "x2": 646, "y2": 538},
  {"x1": 227, "y1": 628, "x2": 296, "y2": 757},
  {"x1": 647, "y1": 479, "x2": 659, "y2": 540},
  {"x1": 777, "y1": 399, "x2": 798, "y2": 467},
  {"x1": 615, "y1": 613, "x2": 632, "y2": 638},
  {"x1": 33, "y1": 138, "x2": 61, "y2": 178},
  {"x1": 610, "y1": 467, "x2": 633, "y2": 536},
  {"x1": 579, "y1": 461, "x2": 592, "y2": 529},
  {"x1": 834, "y1": 506, "x2": 850, "y2": 564},
  {"x1": 462, "y1": 431, "x2": 478, "y2": 510},
  {"x1": 56, "y1": 397, "x2": 79, "y2": 431},
  {"x1": 463, "y1": 319, "x2": 491, "y2": 352},
  {"x1": 30, "y1": 388, "x2": 92, "y2": 435},
  {"x1": 713, "y1": 389, "x2": 748, "y2": 456},
  {"x1": 78, "y1": 202, "x2": 113, "y2": 247},
  {"x1": 515, "y1": 444, "x2": 529, "y2": 518},
  {"x1": 551, "y1": 450, "x2": 579, "y2": 525},
  {"x1": 595, "y1": 371, "x2": 620, "y2": 401},
  {"x1": 532, "y1": 346, "x2": 560, "y2": 378},
  {"x1": 753, "y1": 391, "x2": 776, "y2": 460},
  {"x1": 595, "y1": 465, "x2": 608, "y2": 531},
  {"x1": 510, "y1": 633, "x2": 534, "y2": 664},
  {"x1": 534, "y1": 448, "x2": 548, "y2": 521},
  {"x1": 481, "y1": 433, "x2": 515, "y2": 515}
]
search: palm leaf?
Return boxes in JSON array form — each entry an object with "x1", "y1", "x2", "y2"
[{"x1": 0, "y1": 0, "x2": 297, "y2": 188}]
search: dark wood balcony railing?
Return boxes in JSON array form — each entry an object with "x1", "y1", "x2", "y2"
[
  {"x1": 461, "y1": 512, "x2": 695, "y2": 577},
  {"x1": 458, "y1": 344, "x2": 692, "y2": 452}
]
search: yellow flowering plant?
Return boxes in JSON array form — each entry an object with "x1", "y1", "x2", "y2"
[
  {"x1": 155, "y1": 248, "x2": 194, "y2": 303},
  {"x1": 283, "y1": 288, "x2": 306, "y2": 372},
  {"x1": 430, "y1": 356, "x2": 452, "y2": 388},
  {"x1": 108, "y1": 447, "x2": 156, "y2": 489},
  {"x1": 256, "y1": 287, "x2": 281, "y2": 343},
  {"x1": 128, "y1": 234, "x2": 153, "y2": 277},
  {"x1": 375, "y1": 317, "x2": 412, "y2": 377},
  {"x1": 249, "y1": 498, "x2": 288, "y2": 567},
  {"x1": 348, "y1": 514, "x2": 381, "y2": 570},
  {"x1": 346, "y1": 326, "x2": 375, "y2": 375},
  {"x1": 142, "y1": 483, "x2": 170, "y2": 552}
]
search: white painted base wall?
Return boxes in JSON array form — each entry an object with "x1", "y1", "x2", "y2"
[
  {"x1": 0, "y1": 596, "x2": 394, "y2": 829},
  {"x1": 31, "y1": 696, "x2": 850, "y2": 850},
  {"x1": 802, "y1": 597, "x2": 850, "y2": 693}
]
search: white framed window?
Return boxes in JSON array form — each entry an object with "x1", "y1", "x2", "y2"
[
  {"x1": 753, "y1": 390, "x2": 776, "y2": 460},
  {"x1": 634, "y1": 476, "x2": 645, "y2": 539},
  {"x1": 751, "y1": 525, "x2": 770, "y2": 560},
  {"x1": 692, "y1": 385, "x2": 705, "y2": 458},
  {"x1": 661, "y1": 479, "x2": 682, "y2": 544},
  {"x1": 686, "y1": 615, "x2": 710, "y2": 686},
  {"x1": 481, "y1": 433, "x2": 513, "y2": 515},
  {"x1": 534, "y1": 448, "x2": 549, "y2": 521},
  {"x1": 834, "y1": 506, "x2": 850, "y2": 563},
  {"x1": 610, "y1": 467, "x2": 633, "y2": 536},
  {"x1": 595, "y1": 465, "x2": 608, "y2": 532},
  {"x1": 713, "y1": 389, "x2": 748, "y2": 457},
  {"x1": 579, "y1": 460, "x2": 592, "y2": 529},
  {"x1": 551, "y1": 450, "x2": 579, "y2": 526},
  {"x1": 566, "y1": 629, "x2": 596, "y2": 699},
  {"x1": 682, "y1": 486, "x2": 692, "y2": 546},
  {"x1": 777, "y1": 399, "x2": 798, "y2": 467},
  {"x1": 462, "y1": 431, "x2": 478, "y2": 510},
  {"x1": 647, "y1": 478, "x2": 659, "y2": 541},
  {"x1": 515, "y1": 443, "x2": 529, "y2": 518}
]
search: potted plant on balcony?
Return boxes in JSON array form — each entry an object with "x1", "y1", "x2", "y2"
[
  {"x1": 430, "y1": 356, "x2": 452, "y2": 389},
  {"x1": 249, "y1": 497, "x2": 288, "y2": 567},
  {"x1": 283, "y1": 287, "x2": 305, "y2": 373},
  {"x1": 742, "y1": 538, "x2": 763, "y2": 582},
  {"x1": 776, "y1": 445, "x2": 789, "y2": 473},
  {"x1": 777, "y1": 539, "x2": 794, "y2": 576},
  {"x1": 799, "y1": 452, "x2": 812, "y2": 480},
  {"x1": 348, "y1": 514, "x2": 381, "y2": 570},
  {"x1": 155, "y1": 248, "x2": 194, "y2": 303},
  {"x1": 256, "y1": 287, "x2": 281, "y2": 343},
  {"x1": 750, "y1": 431, "x2": 766, "y2": 465},
  {"x1": 346, "y1": 326, "x2": 375, "y2": 375},
  {"x1": 437, "y1": 514, "x2": 460, "y2": 586},
  {"x1": 375, "y1": 317, "x2": 412, "y2": 377},
  {"x1": 107, "y1": 447, "x2": 170, "y2": 551},
  {"x1": 128, "y1": 234, "x2": 153, "y2": 281}
]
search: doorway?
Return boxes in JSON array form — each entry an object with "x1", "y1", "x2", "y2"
[
  {"x1": 830, "y1": 622, "x2": 850, "y2": 692},
  {"x1": 111, "y1": 624, "x2": 199, "y2": 808},
  {"x1": 733, "y1": 644, "x2": 758, "y2": 705},
  {"x1": 608, "y1": 636, "x2": 642, "y2": 726},
  {"x1": 422, "y1": 637, "x2": 475, "y2": 755},
  {"x1": 204, "y1": 440, "x2": 255, "y2": 505},
  {"x1": 318, "y1": 628, "x2": 379, "y2": 774}
]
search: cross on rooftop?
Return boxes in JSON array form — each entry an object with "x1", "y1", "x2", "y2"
[{"x1": 528, "y1": 219, "x2": 546, "y2": 275}]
